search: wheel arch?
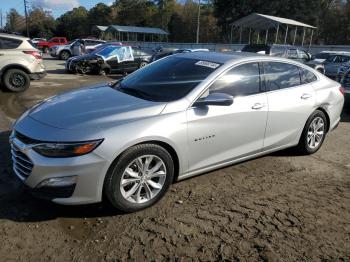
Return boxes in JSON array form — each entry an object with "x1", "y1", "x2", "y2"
[
  {"x1": 103, "y1": 139, "x2": 181, "y2": 198},
  {"x1": 315, "y1": 106, "x2": 330, "y2": 132},
  {"x1": 59, "y1": 49, "x2": 72, "y2": 56},
  {"x1": 1, "y1": 64, "x2": 31, "y2": 80}
]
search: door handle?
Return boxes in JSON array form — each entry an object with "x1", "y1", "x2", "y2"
[
  {"x1": 0, "y1": 54, "x2": 4, "y2": 56},
  {"x1": 251, "y1": 103, "x2": 265, "y2": 110},
  {"x1": 301, "y1": 93, "x2": 312, "y2": 99}
]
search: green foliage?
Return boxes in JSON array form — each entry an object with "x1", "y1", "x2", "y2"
[
  {"x1": 5, "y1": 9, "x2": 25, "y2": 33},
  {"x1": 5, "y1": 0, "x2": 350, "y2": 44}
]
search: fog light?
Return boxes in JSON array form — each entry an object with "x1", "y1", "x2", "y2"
[{"x1": 36, "y1": 176, "x2": 77, "y2": 188}]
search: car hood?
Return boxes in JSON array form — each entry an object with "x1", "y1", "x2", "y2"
[{"x1": 28, "y1": 84, "x2": 167, "y2": 130}]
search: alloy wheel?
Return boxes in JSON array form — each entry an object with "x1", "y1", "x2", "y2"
[
  {"x1": 10, "y1": 73, "x2": 26, "y2": 89},
  {"x1": 307, "y1": 117, "x2": 325, "y2": 149},
  {"x1": 120, "y1": 155, "x2": 167, "y2": 204}
]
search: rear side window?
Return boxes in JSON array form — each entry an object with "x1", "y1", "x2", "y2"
[
  {"x1": 209, "y1": 63, "x2": 261, "y2": 97},
  {"x1": 0, "y1": 37, "x2": 22, "y2": 49},
  {"x1": 264, "y1": 62, "x2": 301, "y2": 91},
  {"x1": 335, "y1": 55, "x2": 350, "y2": 63},
  {"x1": 300, "y1": 68, "x2": 317, "y2": 84}
]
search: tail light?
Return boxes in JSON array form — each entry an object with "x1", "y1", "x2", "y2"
[
  {"x1": 23, "y1": 51, "x2": 42, "y2": 59},
  {"x1": 339, "y1": 86, "x2": 345, "y2": 95}
]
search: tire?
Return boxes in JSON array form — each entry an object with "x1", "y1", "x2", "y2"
[
  {"x1": 59, "y1": 50, "x2": 70, "y2": 60},
  {"x1": 99, "y1": 69, "x2": 107, "y2": 76},
  {"x1": 43, "y1": 46, "x2": 49, "y2": 53},
  {"x1": 104, "y1": 144, "x2": 174, "y2": 212},
  {"x1": 2, "y1": 69, "x2": 30, "y2": 92},
  {"x1": 316, "y1": 68, "x2": 324, "y2": 74},
  {"x1": 139, "y1": 61, "x2": 148, "y2": 69},
  {"x1": 296, "y1": 110, "x2": 328, "y2": 155}
]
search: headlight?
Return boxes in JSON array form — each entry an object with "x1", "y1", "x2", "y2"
[{"x1": 32, "y1": 139, "x2": 103, "y2": 158}]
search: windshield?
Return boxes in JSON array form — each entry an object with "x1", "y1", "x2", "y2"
[
  {"x1": 325, "y1": 55, "x2": 336, "y2": 63},
  {"x1": 116, "y1": 57, "x2": 221, "y2": 102},
  {"x1": 95, "y1": 46, "x2": 119, "y2": 58}
]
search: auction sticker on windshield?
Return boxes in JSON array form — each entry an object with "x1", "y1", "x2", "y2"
[{"x1": 195, "y1": 61, "x2": 220, "y2": 69}]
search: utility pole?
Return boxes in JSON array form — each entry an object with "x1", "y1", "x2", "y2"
[
  {"x1": 24, "y1": 0, "x2": 29, "y2": 37},
  {"x1": 196, "y1": 0, "x2": 201, "y2": 43},
  {"x1": 0, "y1": 9, "x2": 2, "y2": 28}
]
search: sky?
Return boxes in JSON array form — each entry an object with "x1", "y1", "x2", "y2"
[{"x1": 0, "y1": 0, "x2": 114, "y2": 20}]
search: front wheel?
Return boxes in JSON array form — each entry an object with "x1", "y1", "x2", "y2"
[
  {"x1": 139, "y1": 61, "x2": 148, "y2": 68},
  {"x1": 43, "y1": 46, "x2": 49, "y2": 53},
  {"x1": 104, "y1": 144, "x2": 174, "y2": 212},
  {"x1": 2, "y1": 69, "x2": 30, "y2": 92},
  {"x1": 59, "y1": 50, "x2": 70, "y2": 60},
  {"x1": 296, "y1": 110, "x2": 328, "y2": 155}
]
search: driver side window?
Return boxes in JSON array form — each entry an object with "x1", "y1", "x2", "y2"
[{"x1": 209, "y1": 63, "x2": 261, "y2": 97}]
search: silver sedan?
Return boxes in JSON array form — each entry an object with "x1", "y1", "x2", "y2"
[{"x1": 10, "y1": 52, "x2": 344, "y2": 212}]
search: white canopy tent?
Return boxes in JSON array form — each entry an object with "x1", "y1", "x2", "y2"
[{"x1": 231, "y1": 13, "x2": 317, "y2": 47}]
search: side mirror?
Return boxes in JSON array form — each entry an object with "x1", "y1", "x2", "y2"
[{"x1": 193, "y1": 93, "x2": 233, "y2": 107}]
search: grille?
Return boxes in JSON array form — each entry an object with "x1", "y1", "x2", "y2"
[{"x1": 11, "y1": 142, "x2": 34, "y2": 180}]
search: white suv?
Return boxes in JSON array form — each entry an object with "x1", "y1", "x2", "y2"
[{"x1": 0, "y1": 33, "x2": 46, "y2": 92}]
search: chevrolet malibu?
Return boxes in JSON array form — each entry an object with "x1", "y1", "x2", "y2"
[{"x1": 10, "y1": 52, "x2": 344, "y2": 212}]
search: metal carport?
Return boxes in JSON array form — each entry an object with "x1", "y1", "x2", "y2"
[
  {"x1": 231, "y1": 13, "x2": 317, "y2": 47},
  {"x1": 105, "y1": 25, "x2": 169, "y2": 42}
]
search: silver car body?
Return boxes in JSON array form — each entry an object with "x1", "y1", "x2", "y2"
[{"x1": 11, "y1": 52, "x2": 344, "y2": 205}]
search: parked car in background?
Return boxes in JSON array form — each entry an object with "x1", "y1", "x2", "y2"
[
  {"x1": 11, "y1": 52, "x2": 344, "y2": 212},
  {"x1": 50, "y1": 39, "x2": 106, "y2": 60},
  {"x1": 240, "y1": 44, "x2": 324, "y2": 72},
  {"x1": 321, "y1": 54, "x2": 350, "y2": 79},
  {"x1": 66, "y1": 45, "x2": 151, "y2": 75},
  {"x1": 31, "y1": 38, "x2": 46, "y2": 46},
  {"x1": 150, "y1": 48, "x2": 209, "y2": 62},
  {"x1": 37, "y1": 37, "x2": 68, "y2": 53},
  {"x1": 0, "y1": 33, "x2": 46, "y2": 92},
  {"x1": 336, "y1": 62, "x2": 350, "y2": 108},
  {"x1": 311, "y1": 51, "x2": 350, "y2": 63}
]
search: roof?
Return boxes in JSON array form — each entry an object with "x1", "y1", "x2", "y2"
[
  {"x1": 232, "y1": 13, "x2": 316, "y2": 30},
  {"x1": 175, "y1": 51, "x2": 262, "y2": 64},
  {"x1": 106, "y1": 25, "x2": 169, "y2": 35},
  {"x1": 94, "y1": 26, "x2": 108, "y2": 32},
  {"x1": 0, "y1": 33, "x2": 29, "y2": 40}
]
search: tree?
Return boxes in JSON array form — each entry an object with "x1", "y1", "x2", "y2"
[
  {"x1": 56, "y1": 7, "x2": 89, "y2": 39},
  {"x1": 27, "y1": 8, "x2": 56, "y2": 38},
  {"x1": 5, "y1": 9, "x2": 25, "y2": 33},
  {"x1": 88, "y1": 3, "x2": 115, "y2": 27}
]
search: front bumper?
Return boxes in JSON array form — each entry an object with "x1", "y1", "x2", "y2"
[{"x1": 10, "y1": 133, "x2": 110, "y2": 205}]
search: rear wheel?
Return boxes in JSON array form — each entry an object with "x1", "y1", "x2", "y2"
[
  {"x1": 59, "y1": 50, "x2": 70, "y2": 60},
  {"x1": 2, "y1": 69, "x2": 30, "y2": 92},
  {"x1": 104, "y1": 144, "x2": 174, "y2": 212},
  {"x1": 296, "y1": 110, "x2": 328, "y2": 154},
  {"x1": 43, "y1": 46, "x2": 49, "y2": 54}
]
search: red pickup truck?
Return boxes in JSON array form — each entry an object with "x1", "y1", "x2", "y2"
[{"x1": 37, "y1": 37, "x2": 68, "y2": 53}]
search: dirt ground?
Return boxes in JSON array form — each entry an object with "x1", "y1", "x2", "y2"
[{"x1": 0, "y1": 57, "x2": 349, "y2": 261}]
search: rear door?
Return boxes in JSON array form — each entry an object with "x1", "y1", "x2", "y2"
[
  {"x1": 187, "y1": 62, "x2": 268, "y2": 172},
  {"x1": 262, "y1": 62, "x2": 316, "y2": 150}
]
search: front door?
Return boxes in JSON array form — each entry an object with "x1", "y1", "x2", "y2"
[{"x1": 187, "y1": 62, "x2": 268, "y2": 173}]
